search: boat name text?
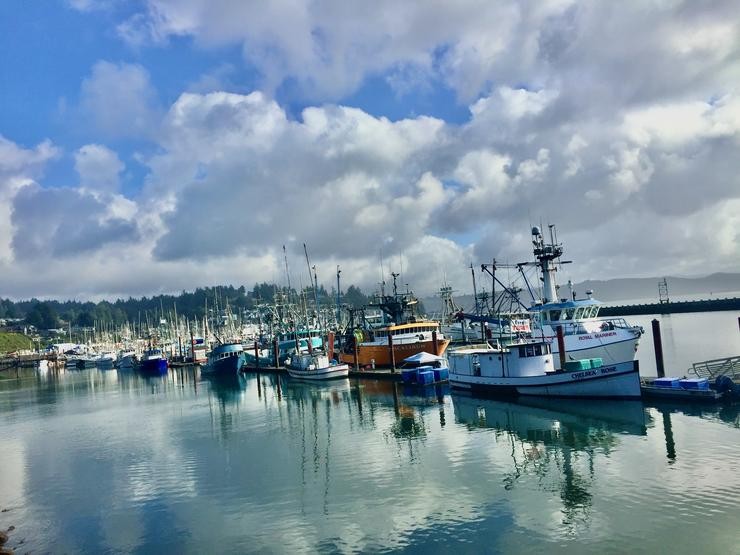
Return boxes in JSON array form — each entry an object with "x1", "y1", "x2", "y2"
[
  {"x1": 570, "y1": 365, "x2": 618, "y2": 380},
  {"x1": 578, "y1": 331, "x2": 617, "y2": 341}
]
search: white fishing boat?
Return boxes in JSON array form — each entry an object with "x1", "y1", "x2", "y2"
[
  {"x1": 285, "y1": 352, "x2": 350, "y2": 380},
  {"x1": 95, "y1": 351, "x2": 116, "y2": 370},
  {"x1": 448, "y1": 339, "x2": 641, "y2": 399},
  {"x1": 116, "y1": 349, "x2": 137, "y2": 370},
  {"x1": 527, "y1": 226, "x2": 643, "y2": 369}
]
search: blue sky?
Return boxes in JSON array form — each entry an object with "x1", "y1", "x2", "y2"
[{"x1": 0, "y1": 0, "x2": 738, "y2": 300}]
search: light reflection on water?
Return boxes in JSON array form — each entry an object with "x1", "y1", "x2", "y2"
[{"x1": 0, "y1": 316, "x2": 737, "y2": 553}]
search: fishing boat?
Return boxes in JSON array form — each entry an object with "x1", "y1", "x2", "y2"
[
  {"x1": 95, "y1": 351, "x2": 116, "y2": 370},
  {"x1": 202, "y1": 342, "x2": 246, "y2": 375},
  {"x1": 458, "y1": 226, "x2": 642, "y2": 369},
  {"x1": 116, "y1": 348, "x2": 137, "y2": 370},
  {"x1": 285, "y1": 351, "x2": 349, "y2": 380},
  {"x1": 139, "y1": 347, "x2": 168, "y2": 374},
  {"x1": 244, "y1": 331, "x2": 323, "y2": 367},
  {"x1": 339, "y1": 274, "x2": 450, "y2": 367},
  {"x1": 526, "y1": 226, "x2": 643, "y2": 368},
  {"x1": 448, "y1": 339, "x2": 641, "y2": 398},
  {"x1": 340, "y1": 321, "x2": 450, "y2": 367},
  {"x1": 186, "y1": 337, "x2": 208, "y2": 364}
]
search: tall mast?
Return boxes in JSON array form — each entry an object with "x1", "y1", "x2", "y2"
[
  {"x1": 283, "y1": 244, "x2": 292, "y2": 293},
  {"x1": 471, "y1": 264, "x2": 479, "y2": 316},
  {"x1": 303, "y1": 243, "x2": 321, "y2": 331},
  {"x1": 336, "y1": 265, "x2": 341, "y2": 327},
  {"x1": 531, "y1": 225, "x2": 563, "y2": 303}
]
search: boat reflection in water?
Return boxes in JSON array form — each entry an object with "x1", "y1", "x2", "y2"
[{"x1": 451, "y1": 393, "x2": 648, "y2": 530}]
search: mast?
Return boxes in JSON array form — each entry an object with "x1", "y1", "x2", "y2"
[
  {"x1": 531, "y1": 225, "x2": 563, "y2": 303},
  {"x1": 303, "y1": 243, "x2": 321, "y2": 331},
  {"x1": 471, "y1": 264, "x2": 479, "y2": 316},
  {"x1": 336, "y1": 265, "x2": 341, "y2": 327}
]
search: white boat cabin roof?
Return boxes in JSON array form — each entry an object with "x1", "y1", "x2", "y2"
[{"x1": 530, "y1": 298, "x2": 602, "y2": 322}]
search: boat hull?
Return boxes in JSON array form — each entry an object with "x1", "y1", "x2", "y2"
[
  {"x1": 339, "y1": 338, "x2": 450, "y2": 367},
  {"x1": 450, "y1": 360, "x2": 641, "y2": 399},
  {"x1": 555, "y1": 333, "x2": 640, "y2": 370},
  {"x1": 139, "y1": 358, "x2": 168, "y2": 374},
  {"x1": 286, "y1": 363, "x2": 350, "y2": 380},
  {"x1": 117, "y1": 354, "x2": 137, "y2": 370},
  {"x1": 202, "y1": 354, "x2": 246, "y2": 375}
]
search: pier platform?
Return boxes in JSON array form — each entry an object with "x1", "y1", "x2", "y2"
[
  {"x1": 241, "y1": 364, "x2": 449, "y2": 383},
  {"x1": 600, "y1": 296, "x2": 740, "y2": 316}
]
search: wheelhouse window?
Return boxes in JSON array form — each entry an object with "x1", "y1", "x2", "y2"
[{"x1": 550, "y1": 310, "x2": 561, "y2": 321}]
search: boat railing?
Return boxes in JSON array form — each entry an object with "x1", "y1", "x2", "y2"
[{"x1": 688, "y1": 355, "x2": 740, "y2": 380}]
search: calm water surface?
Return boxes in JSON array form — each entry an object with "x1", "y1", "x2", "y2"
[{"x1": 1, "y1": 311, "x2": 739, "y2": 554}]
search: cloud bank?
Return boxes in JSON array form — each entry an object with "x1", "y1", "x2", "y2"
[{"x1": 1, "y1": 1, "x2": 738, "y2": 300}]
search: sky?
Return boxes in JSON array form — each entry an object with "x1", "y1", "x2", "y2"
[{"x1": 0, "y1": 0, "x2": 739, "y2": 301}]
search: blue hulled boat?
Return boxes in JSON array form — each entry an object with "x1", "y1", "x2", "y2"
[
  {"x1": 139, "y1": 348, "x2": 168, "y2": 374},
  {"x1": 203, "y1": 342, "x2": 246, "y2": 375}
]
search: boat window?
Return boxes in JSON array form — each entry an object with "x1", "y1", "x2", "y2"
[
  {"x1": 591, "y1": 306, "x2": 600, "y2": 318},
  {"x1": 525, "y1": 345, "x2": 535, "y2": 357},
  {"x1": 550, "y1": 310, "x2": 561, "y2": 321},
  {"x1": 563, "y1": 308, "x2": 575, "y2": 320},
  {"x1": 519, "y1": 346, "x2": 526, "y2": 358},
  {"x1": 534, "y1": 344, "x2": 542, "y2": 356}
]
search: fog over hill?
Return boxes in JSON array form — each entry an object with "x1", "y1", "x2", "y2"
[{"x1": 422, "y1": 272, "x2": 740, "y2": 314}]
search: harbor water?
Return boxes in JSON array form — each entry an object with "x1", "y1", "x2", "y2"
[{"x1": 1, "y1": 311, "x2": 739, "y2": 553}]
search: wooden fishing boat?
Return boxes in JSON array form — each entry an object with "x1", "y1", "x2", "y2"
[{"x1": 339, "y1": 321, "x2": 450, "y2": 367}]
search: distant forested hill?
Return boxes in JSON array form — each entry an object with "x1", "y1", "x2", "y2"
[{"x1": 0, "y1": 282, "x2": 372, "y2": 329}]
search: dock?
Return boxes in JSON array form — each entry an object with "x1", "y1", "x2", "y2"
[
  {"x1": 600, "y1": 296, "x2": 740, "y2": 316},
  {"x1": 240, "y1": 364, "x2": 449, "y2": 383}
]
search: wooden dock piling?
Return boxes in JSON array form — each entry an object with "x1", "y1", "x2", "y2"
[
  {"x1": 388, "y1": 333, "x2": 396, "y2": 372},
  {"x1": 652, "y1": 319, "x2": 665, "y2": 378},
  {"x1": 556, "y1": 325, "x2": 566, "y2": 369}
]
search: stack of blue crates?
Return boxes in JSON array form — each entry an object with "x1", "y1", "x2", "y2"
[
  {"x1": 401, "y1": 369, "x2": 419, "y2": 383},
  {"x1": 653, "y1": 377, "x2": 682, "y2": 388},
  {"x1": 679, "y1": 378, "x2": 709, "y2": 390},
  {"x1": 417, "y1": 370, "x2": 435, "y2": 385},
  {"x1": 433, "y1": 368, "x2": 449, "y2": 382}
]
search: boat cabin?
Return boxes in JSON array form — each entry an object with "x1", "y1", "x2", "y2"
[
  {"x1": 449, "y1": 340, "x2": 554, "y2": 378},
  {"x1": 532, "y1": 299, "x2": 601, "y2": 323},
  {"x1": 372, "y1": 322, "x2": 440, "y2": 339}
]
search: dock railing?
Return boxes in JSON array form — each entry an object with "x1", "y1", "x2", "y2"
[{"x1": 688, "y1": 355, "x2": 740, "y2": 381}]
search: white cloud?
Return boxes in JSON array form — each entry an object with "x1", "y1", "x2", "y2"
[
  {"x1": 74, "y1": 144, "x2": 124, "y2": 193},
  {"x1": 79, "y1": 61, "x2": 161, "y2": 139},
  {"x1": 0, "y1": 137, "x2": 59, "y2": 262},
  {"x1": 4, "y1": 3, "x2": 740, "y2": 299}
]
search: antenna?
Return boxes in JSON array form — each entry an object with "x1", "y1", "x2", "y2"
[
  {"x1": 380, "y1": 249, "x2": 385, "y2": 291},
  {"x1": 282, "y1": 245, "x2": 292, "y2": 292}
]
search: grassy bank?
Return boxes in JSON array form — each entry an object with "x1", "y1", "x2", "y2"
[{"x1": 0, "y1": 332, "x2": 33, "y2": 354}]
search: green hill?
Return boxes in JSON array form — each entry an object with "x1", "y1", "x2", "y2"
[{"x1": 0, "y1": 332, "x2": 33, "y2": 354}]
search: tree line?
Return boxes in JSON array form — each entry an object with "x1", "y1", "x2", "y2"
[{"x1": 0, "y1": 283, "x2": 371, "y2": 330}]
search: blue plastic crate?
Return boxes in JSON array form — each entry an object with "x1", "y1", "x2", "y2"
[
  {"x1": 401, "y1": 369, "x2": 419, "y2": 384},
  {"x1": 653, "y1": 377, "x2": 682, "y2": 389},
  {"x1": 679, "y1": 378, "x2": 709, "y2": 390},
  {"x1": 433, "y1": 368, "x2": 449, "y2": 382},
  {"x1": 417, "y1": 370, "x2": 435, "y2": 385}
]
